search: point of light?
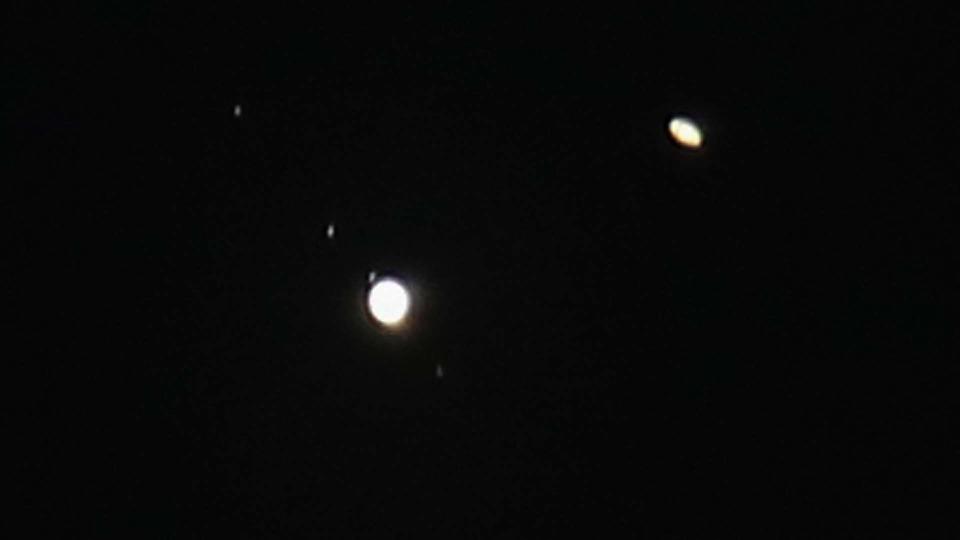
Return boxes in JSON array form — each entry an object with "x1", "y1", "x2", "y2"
[
  {"x1": 233, "y1": 104, "x2": 242, "y2": 118},
  {"x1": 326, "y1": 223, "x2": 335, "y2": 239},
  {"x1": 668, "y1": 116, "x2": 703, "y2": 149},
  {"x1": 367, "y1": 278, "x2": 410, "y2": 327}
]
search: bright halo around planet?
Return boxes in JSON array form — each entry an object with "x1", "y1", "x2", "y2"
[
  {"x1": 367, "y1": 278, "x2": 411, "y2": 327},
  {"x1": 668, "y1": 116, "x2": 703, "y2": 149}
]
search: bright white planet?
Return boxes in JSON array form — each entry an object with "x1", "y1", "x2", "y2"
[
  {"x1": 668, "y1": 116, "x2": 703, "y2": 149},
  {"x1": 367, "y1": 278, "x2": 411, "y2": 326}
]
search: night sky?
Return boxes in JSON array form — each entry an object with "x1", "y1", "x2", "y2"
[{"x1": 10, "y1": 4, "x2": 959, "y2": 537}]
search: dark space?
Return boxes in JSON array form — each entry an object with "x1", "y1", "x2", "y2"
[{"x1": 8, "y1": 4, "x2": 958, "y2": 537}]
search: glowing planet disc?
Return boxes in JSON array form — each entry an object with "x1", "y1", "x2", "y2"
[
  {"x1": 668, "y1": 116, "x2": 703, "y2": 149},
  {"x1": 367, "y1": 278, "x2": 410, "y2": 326}
]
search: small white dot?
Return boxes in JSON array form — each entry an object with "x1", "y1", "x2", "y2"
[
  {"x1": 233, "y1": 104, "x2": 242, "y2": 118},
  {"x1": 326, "y1": 223, "x2": 335, "y2": 239},
  {"x1": 436, "y1": 364, "x2": 444, "y2": 378},
  {"x1": 368, "y1": 271, "x2": 377, "y2": 283}
]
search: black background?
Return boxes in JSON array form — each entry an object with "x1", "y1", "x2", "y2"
[{"x1": 8, "y1": 4, "x2": 958, "y2": 537}]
